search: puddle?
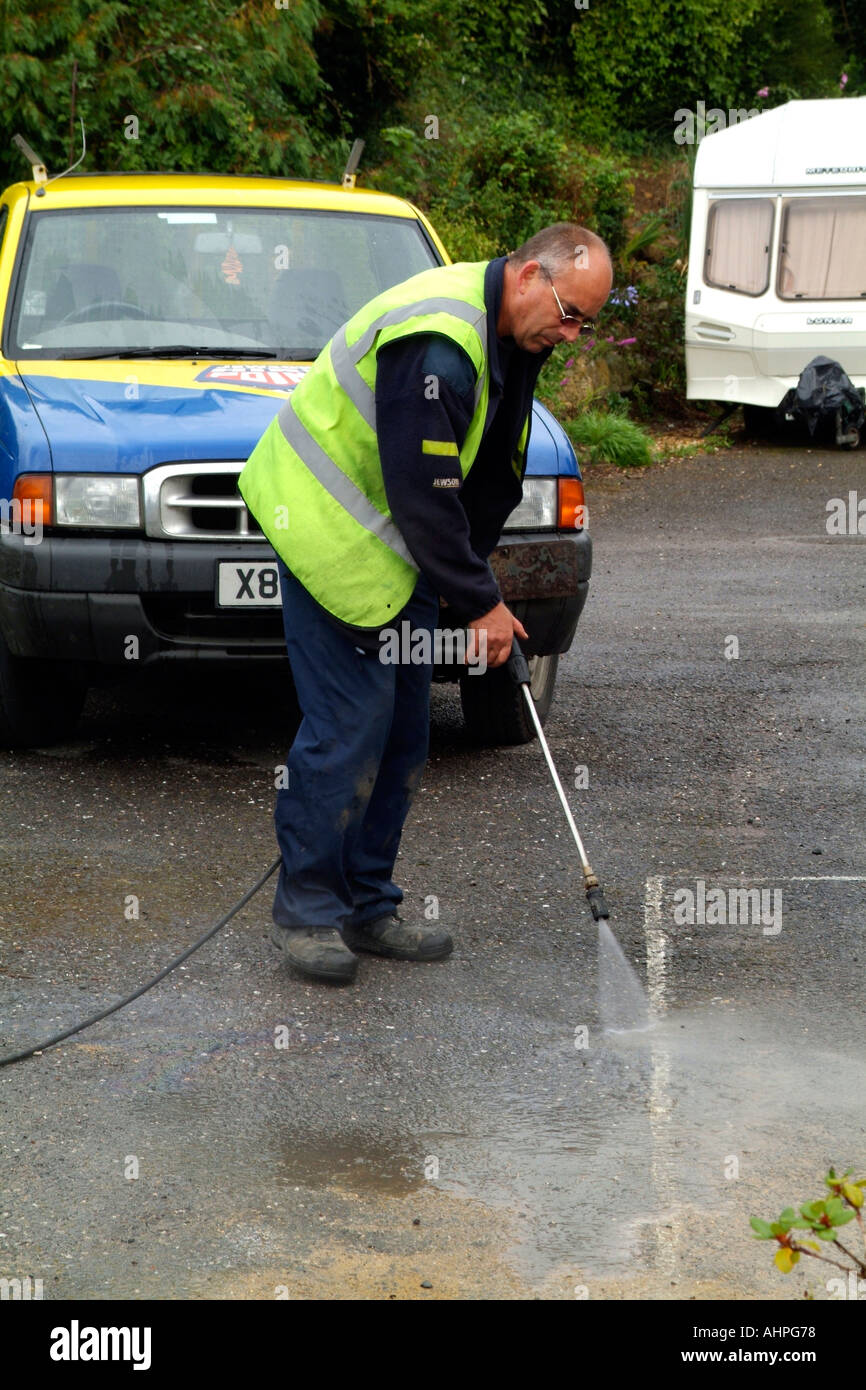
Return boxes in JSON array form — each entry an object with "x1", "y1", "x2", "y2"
[
  {"x1": 416, "y1": 1000, "x2": 866, "y2": 1287},
  {"x1": 273, "y1": 1131, "x2": 425, "y2": 1196}
]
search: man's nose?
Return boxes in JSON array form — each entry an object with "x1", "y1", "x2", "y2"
[{"x1": 559, "y1": 321, "x2": 583, "y2": 342}]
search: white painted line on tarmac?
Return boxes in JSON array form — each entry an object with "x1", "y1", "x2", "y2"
[{"x1": 642, "y1": 873, "x2": 866, "y2": 1015}]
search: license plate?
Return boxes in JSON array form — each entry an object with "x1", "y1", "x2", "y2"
[{"x1": 216, "y1": 561, "x2": 282, "y2": 607}]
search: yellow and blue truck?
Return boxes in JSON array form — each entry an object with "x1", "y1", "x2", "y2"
[{"x1": 0, "y1": 168, "x2": 591, "y2": 747}]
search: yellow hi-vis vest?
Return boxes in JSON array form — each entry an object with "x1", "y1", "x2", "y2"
[{"x1": 237, "y1": 260, "x2": 495, "y2": 628}]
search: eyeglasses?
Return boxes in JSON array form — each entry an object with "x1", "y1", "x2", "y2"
[{"x1": 540, "y1": 264, "x2": 596, "y2": 335}]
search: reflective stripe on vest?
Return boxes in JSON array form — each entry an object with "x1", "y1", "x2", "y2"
[
  {"x1": 237, "y1": 262, "x2": 493, "y2": 628},
  {"x1": 328, "y1": 297, "x2": 489, "y2": 431},
  {"x1": 276, "y1": 395, "x2": 417, "y2": 568}
]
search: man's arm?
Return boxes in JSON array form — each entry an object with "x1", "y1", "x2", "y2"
[
  {"x1": 376, "y1": 334, "x2": 500, "y2": 621},
  {"x1": 375, "y1": 334, "x2": 526, "y2": 664}
]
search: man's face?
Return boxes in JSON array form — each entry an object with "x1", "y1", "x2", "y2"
[{"x1": 507, "y1": 255, "x2": 613, "y2": 352}]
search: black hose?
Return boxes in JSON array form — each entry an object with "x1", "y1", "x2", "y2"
[{"x1": 0, "y1": 855, "x2": 281, "y2": 1068}]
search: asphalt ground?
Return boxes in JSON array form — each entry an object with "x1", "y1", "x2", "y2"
[{"x1": 1, "y1": 440, "x2": 864, "y2": 1301}]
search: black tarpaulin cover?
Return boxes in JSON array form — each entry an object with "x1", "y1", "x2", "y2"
[{"x1": 779, "y1": 355, "x2": 865, "y2": 436}]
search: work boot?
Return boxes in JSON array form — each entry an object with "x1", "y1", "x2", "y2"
[
  {"x1": 342, "y1": 912, "x2": 453, "y2": 962},
  {"x1": 270, "y1": 923, "x2": 358, "y2": 983}
]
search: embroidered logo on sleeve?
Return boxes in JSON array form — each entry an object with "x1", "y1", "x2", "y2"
[{"x1": 432, "y1": 477, "x2": 461, "y2": 488}]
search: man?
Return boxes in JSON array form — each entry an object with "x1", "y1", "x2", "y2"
[{"x1": 238, "y1": 222, "x2": 612, "y2": 984}]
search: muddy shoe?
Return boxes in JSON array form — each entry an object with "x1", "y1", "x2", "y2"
[
  {"x1": 271, "y1": 923, "x2": 358, "y2": 983},
  {"x1": 342, "y1": 912, "x2": 453, "y2": 962}
]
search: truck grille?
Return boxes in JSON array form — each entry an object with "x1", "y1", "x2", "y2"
[
  {"x1": 141, "y1": 593, "x2": 285, "y2": 647},
  {"x1": 142, "y1": 461, "x2": 262, "y2": 541}
]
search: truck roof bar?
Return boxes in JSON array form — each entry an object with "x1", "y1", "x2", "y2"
[
  {"x1": 342, "y1": 140, "x2": 365, "y2": 189},
  {"x1": 12, "y1": 134, "x2": 48, "y2": 184}
]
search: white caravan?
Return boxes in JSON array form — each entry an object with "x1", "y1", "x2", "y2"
[{"x1": 685, "y1": 97, "x2": 866, "y2": 416}]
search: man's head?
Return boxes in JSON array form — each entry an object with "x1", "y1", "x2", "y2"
[{"x1": 498, "y1": 223, "x2": 613, "y2": 352}]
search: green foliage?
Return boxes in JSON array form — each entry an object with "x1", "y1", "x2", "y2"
[
  {"x1": 579, "y1": 155, "x2": 632, "y2": 254},
  {"x1": 2, "y1": 0, "x2": 863, "y2": 428},
  {"x1": 2, "y1": 0, "x2": 859, "y2": 196},
  {"x1": 622, "y1": 213, "x2": 666, "y2": 264},
  {"x1": 626, "y1": 261, "x2": 687, "y2": 395},
  {"x1": 565, "y1": 0, "x2": 845, "y2": 144},
  {"x1": 0, "y1": 0, "x2": 326, "y2": 188},
  {"x1": 751, "y1": 1167, "x2": 866, "y2": 1280},
  {"x1": 311, "y1": 1, "x2": 447, "y2": 140},
  {"x1": 375, "y1": 125, "x2": 424, "y2": 199},
  {"x1": 737, "y1": 0, "x2": 848, "y2": 102},
  {"x1": 422, "y1": 206, "x2": 501, "y2": 263},
  {"x1": 566, "y1": 411, "x2": 653, "y2": 469},
  {"x1": 462, "y1": 112, "x2": 573, "y2": 251},
  {"x1": 450, "y1": 0, "x2": 552, "y2": 67}
]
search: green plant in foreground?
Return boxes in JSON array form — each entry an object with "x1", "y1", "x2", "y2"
[
  {"x1": 751, "y1": 1168, "x2": 866, "y2": 1278},
  {"x1": 567, "y1": 411, "x2": 652, "y2": 469}
]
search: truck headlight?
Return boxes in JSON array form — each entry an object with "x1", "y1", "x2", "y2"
[
  {"x1": 502, "y1": 478, "x2": 557, "y2": 531},
  {"x1": 55, "y1": 475, "x2": 141, "y2": 528}
]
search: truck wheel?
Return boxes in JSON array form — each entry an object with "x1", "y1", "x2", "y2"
[
  {"x1": 459, "y1": 652, "x2": 559, "y2": 746},
  {"x1": 0, "y1": 629, "x2": 88, "y2": 748}
]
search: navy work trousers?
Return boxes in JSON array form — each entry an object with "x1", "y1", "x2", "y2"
[{"x1": 272, "y1": 559, "x2": 439, "y2": 931}]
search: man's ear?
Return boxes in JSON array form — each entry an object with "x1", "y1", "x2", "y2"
[{"x1": 515, "y1": 259, "x2": 542, "y2": 294}]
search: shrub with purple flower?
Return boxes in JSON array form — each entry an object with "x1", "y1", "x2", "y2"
[{"x1": 608, "y1": 285, "x2": 639, "y2": 308}]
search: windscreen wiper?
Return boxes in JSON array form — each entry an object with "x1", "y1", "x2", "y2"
[{"x1": 55, "y1": 346, "x2": 318, "y2": 361}]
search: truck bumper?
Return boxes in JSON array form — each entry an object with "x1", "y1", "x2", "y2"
[
  {"x1": 0, "y1": 528, "x2": 591, "y2": 666},
  {"x1": 489, "y1": 530, "x2": 591, "y2": 658}
]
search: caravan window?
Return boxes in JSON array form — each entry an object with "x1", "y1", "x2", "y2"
[
  {"x1": 704, "y1": 199, "x2": 773, "y2": 295},
  {"x1": 778, "y1": 196, "x2": 866, "y2": 300}
]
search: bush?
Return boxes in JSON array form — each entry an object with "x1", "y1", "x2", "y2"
[
  {"x1": 751, "y1": 1166, "x2": 865, "y2": 1284},
  {"x1": 566, "y1": 411, "x2": 653, "y2": 468},
  {"x1": 577, "y1": 155, "x2": 633, "y2": 255}
]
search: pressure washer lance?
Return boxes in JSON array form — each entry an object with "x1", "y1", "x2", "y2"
[{"x1": 506, "y1": 637, "x2": 610, "y2": 924}]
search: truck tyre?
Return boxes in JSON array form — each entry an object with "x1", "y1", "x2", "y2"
[
  {"x1": 0, "y1": 629, "x2": 88, "y2": 748},
  {"x1": 459, "y1": 651, "x2": 559, "y2": 746}
]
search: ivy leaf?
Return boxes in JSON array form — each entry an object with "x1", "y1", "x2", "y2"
[
  {"x1": 774, "y1": 1248, "x2": 799, "y2": 1273},
  {"x1": 750, "y1": 1218, "x2": 774, "y2": 1239},
  {"x1": 842, "y1": 1183, "x2": 863, "y2": 1208}
]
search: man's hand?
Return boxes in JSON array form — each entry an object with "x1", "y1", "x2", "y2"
[{"x1": 467, "y1": 602, "x2": 529, "y2": 669}]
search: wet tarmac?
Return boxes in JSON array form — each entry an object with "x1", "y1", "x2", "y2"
[{"x1": 1, "y1": 442, "x2": 864, "y2": 1299}]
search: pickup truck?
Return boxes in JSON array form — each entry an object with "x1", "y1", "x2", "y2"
[{"x1": 0, "y1": 165, "x2": 591, "y2": 748}]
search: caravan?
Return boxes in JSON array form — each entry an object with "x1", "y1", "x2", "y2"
[{"x1": 685, "y1": 97, "x2": 866, "y2": 425}]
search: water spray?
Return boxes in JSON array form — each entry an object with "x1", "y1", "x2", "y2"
[{"x1": 507, "y1": 638, "x2": 651, "y2": 1031}]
